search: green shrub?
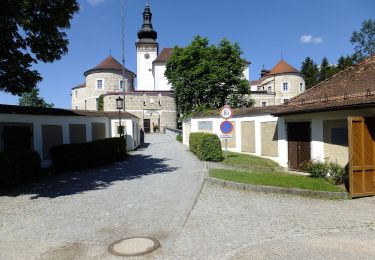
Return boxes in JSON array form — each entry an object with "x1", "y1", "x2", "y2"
[
  {"x1": 305, "y1": 160, "x2": 347, "y2": 185},
  {"x1": 328, "y1": 161, "x2": 347, "y2": 185},
  {"x1": 189, "y1": 132, "x2": 207, "y2": 154},
  {"x1": 189, "y1": 132, "x2": 223, "y2": 161},
  {"x1": 305, "y1": 160, "x2": 330, "y2": 178},
  {"x1": 50, "y1": 137, "x2": 126, "y2": 172},
  {"x1": 0, "y1": 151, "x2": 41, "y2": 188},
  {"x1": 176, "y1": 134, "x2": 183, "y2": 143},
  {"x1": 197, "y1": 134, "x2": 222, "y2": 161}
]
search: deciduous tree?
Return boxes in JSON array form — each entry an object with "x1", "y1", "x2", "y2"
[
  {"x1": 0, "y1": 0, "x2": 79, "y2": 95},
  {"x1": 18, "y1": 88, "x2": 54, "y2": 108},
  {"x1": 165, "y1": 36, "x2": 252, "y2": 117},
  {"x1": 351, "y1": 19, "x2": 375, "y2": 62}
]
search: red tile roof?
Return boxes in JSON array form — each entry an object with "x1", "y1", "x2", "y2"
[
  {"x1": 84, "y1": 56, "x2": 136, "y2": 76},
  {"x1": 274, "y1": 54, "x2": 375, "y2": 115},
  {"x1": 269, "y1": 59, "x2": 300, "y2": 75},
  {"x1": 72, "y1": 83, "x2": 86, "y2": 90},
  {"x1": 154, "y1": 48, "x2": 174, "y2": 63}
]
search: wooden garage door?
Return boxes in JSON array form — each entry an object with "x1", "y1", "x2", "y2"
[{"x1": 348, "y1": 117, "x2": 375, "y2": 198}]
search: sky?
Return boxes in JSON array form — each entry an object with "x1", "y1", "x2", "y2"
[{"x1": 1, "y1": 0, "x2": 374, "y2": 108}]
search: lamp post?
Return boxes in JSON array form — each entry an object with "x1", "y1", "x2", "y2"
[{"x1": 116, "y1": 96, "x2": 124, "y2": 137}]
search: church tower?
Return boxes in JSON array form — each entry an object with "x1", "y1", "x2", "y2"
[{"x1": 136, "y1": 3, "x2": 158, "y2": 91}]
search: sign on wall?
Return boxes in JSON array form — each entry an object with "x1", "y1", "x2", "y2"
[{"x1": 198, "y1": 121, "x2": 213, "y2": 131}]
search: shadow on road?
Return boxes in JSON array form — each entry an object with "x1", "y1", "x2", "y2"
[{"x1": 0, "y1": 147, "x2": 178, "y2": 199}]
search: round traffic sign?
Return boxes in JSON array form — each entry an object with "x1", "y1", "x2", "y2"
[
  {"x1": 220, "y1": 121, "x2": 233, "y2": 134},
  {"x1": 220, "y1": 106, "x2": 233, "y2": 119}
]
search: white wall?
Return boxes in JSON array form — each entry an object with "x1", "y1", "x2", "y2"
[
  {"x1": 136, "y1": 45, "x2": 158, "y2": 91},
  {"x1": 153, "y1": 63, "x2": 172, "y2": 91},
  {"x1": 185, "y1": 114, "x2": 280, "y2": 164},
  {"x1": 110, "y1": 118, "x2": 140, "y2": 151},
  {"x1": 0, "y1": 113, "x2": 140, "y2": 167},
  {"x1": 278, "y1": 107, "x2": 375, "y2": 167}
]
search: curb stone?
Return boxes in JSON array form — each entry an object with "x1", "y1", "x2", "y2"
[{"x1": 206, "y1": 177, "x2": 349, "y2": 200}]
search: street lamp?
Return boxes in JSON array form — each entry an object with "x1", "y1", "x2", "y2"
[{"x1": 116, "y1": 96, "x2": 124, "y2": 137}]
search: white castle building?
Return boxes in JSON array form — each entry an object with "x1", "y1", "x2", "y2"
[
  {"x1": 72, "y1": 3, "x2": 177, "y2": 133},
  {"x1": 72, "y1": 3, "x2": 303, "y2": 132}
]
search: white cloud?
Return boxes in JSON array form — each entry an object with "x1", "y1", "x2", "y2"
[
  {"x1": 87, "y1": 0, "x2": 107, "y2": 6},
  {"x1": 300, "y1": 35, "x2": 323, "y2": 45}
]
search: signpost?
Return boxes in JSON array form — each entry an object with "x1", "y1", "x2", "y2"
[{"x1": 220, "y1": 105, "x2": 233, "y2": 159}]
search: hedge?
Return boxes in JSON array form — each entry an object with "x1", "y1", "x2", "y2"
[
  {"x1": 0, "y1": 151, "x2": 41, "y2": 188},
  {"x1": 50, "y1": 137, "x2": 126, "y2": 171},
  {"x1": 189, "y1": 132, "x2": 223, "y2": 162}
]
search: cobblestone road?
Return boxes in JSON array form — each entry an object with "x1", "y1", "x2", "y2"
[
  {"x1": 2, "y1": 134, "x2": 375, "y2": 259},
  {"x1": 170, "y1": 184, "x2": 375, "y2": 259},
  {"x1": 0, "y1": 134, "x2": 205, "y2": 260}
]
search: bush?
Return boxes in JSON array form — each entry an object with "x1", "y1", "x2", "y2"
[
  {"x1": 50, "y1": 137, "x2": 126, "y2": 172},
  {"x1": 189, "y1": 132, "x2": 207, "y2": 154},
  {"x1": 0, "y1": 151, "x2": 41, "y2": 188},
  {"x1": 305, "y1": 160, "x2": 347, "y2": 185},
  {"x1": 189, "y1": 132, "x2": 223, "y2": 161},
  {"x1": 328, "y1": 161, "x2": 347, "y2": 185},
  {"x1": 176, "y1": 134, "x2": 183, "y2": 143},
  {"x1": 305, "y1": 160, "x2": 330, "y2": 178}
]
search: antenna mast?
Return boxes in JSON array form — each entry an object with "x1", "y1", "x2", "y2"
[{"x1": 121, "y1": 0, "x2": 126, "y2": 112}]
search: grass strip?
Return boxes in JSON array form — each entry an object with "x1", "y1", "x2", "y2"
[{"x1": 210, "y1": 169, "x2": 345, "y2": 192}]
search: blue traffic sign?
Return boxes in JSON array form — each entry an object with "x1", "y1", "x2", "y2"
[{"x1": 220, "y1": 121, "x2": 233, "y2": 134}]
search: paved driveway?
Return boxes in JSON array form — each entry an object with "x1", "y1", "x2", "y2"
[
  {"x1": 170, "y1": 184, "x2": 375, "y2": 259},
  {"x1": 0, "y1": 134, "x2": 205, "y2": 259}
]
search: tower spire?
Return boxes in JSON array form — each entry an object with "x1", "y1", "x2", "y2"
[{"x1": 137, "y1": 2, "x2": 157, "y2": 43}]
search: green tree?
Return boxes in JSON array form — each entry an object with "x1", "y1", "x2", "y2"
[
  {"x1": 336, "y1": 55, "x2": 354, "y2": 71},
  {"x1": 300, "y1": 57, "x2": 319, "y2": 89},
  {"x1": 351, "y1": 19, "x2": 375, "y2": 62},
  {"x1": 19, "y1": 88, "x2": 54, "y2": 108},
  {"x1": 318, "y1": 57, "x2": 337, "y2": 82},
  {"x1": 165, "y1": 36, "x2": 251, "y2": 117},
  {"x1": 0, "y1": 0, "x2": 79, "y2": 95}
]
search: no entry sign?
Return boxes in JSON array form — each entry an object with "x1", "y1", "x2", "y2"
[{"x1": 220, "y1": 121, "x2": 233, "y2": 134}]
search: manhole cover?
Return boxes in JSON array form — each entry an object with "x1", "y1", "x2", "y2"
[{"x1": 108, "y1": 237, "x2": 160, "y2": 257}]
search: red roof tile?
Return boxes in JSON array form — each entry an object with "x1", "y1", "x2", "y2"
[
  {"x1": 154, "y1": 48, "x2": 174, "y2": 63},
  {"x1": 84, "y1": 56, "x2": 135, "y2": 76},
  {"x1": 274, "y1": 54, "x2": 375, "y2": 115},
  {"x1": 269, "y1": 59, "x2": 300, "y2": 75}
]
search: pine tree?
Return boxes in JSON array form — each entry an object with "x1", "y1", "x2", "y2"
[
  {"x1": 300, "y1": 57, "x2": 319, "y2": 89},
  {"x1": 319, "y1": 57, "x2": 337, "y2": 82},
  {"x1": 336, "y1": 55, "x2": 354, "y2": 71}
]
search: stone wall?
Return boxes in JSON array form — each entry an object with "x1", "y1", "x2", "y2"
[
  {"x1": 250, "y1": 73, "x2": 305, "y2": 107},
  {"x1": 72, "y1": 70, "x2": 134, "y2": 110}
]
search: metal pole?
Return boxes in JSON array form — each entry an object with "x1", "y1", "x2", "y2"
[
  {"x1": 225, "y1": 139, "x2": 228, "y2": 159},
  {"x1": 119, "y1": 109, "x2": 122, "y2": 137},
  {"x1": 121, "y1": 0, "x2": 127, "y2": 137}
]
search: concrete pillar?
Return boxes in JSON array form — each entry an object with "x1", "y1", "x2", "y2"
[
  {"x1": 311, "y1": 118, "x2": 324, "y2": 161},
  {"x1": 277, "y1": 117, "x2": 288, "y2": 167}
]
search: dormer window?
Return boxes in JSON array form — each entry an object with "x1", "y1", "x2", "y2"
[{"x1": 96, "y1": 79, "x2": 104, "y2": 90}]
